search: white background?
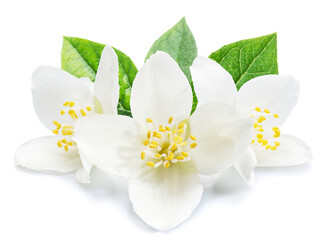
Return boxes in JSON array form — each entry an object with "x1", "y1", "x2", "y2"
[{"x1": 1, "y1": 0, "x2": 326, "y2": 239}]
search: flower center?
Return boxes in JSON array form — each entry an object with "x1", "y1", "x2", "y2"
[
  {"x1": 250, "y1": 107, "x2": 281, "y2": 151},
  {"x1": 52, "y1": 101, "x2": 92, "y2": 152},
  {"x1": 140, "y1": 117, "x2": 197, "y2": 169}
]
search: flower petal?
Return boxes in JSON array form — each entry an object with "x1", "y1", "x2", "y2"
[
  {"x1": 236, "y1": 75, "x2": 299, "y2": 126},
  {"x1": 255, "y1": 134, "x2": 312, "y2": 167},
  {"x1": 74, "y1": 114, "x2": 144, "y2": 178},
  {"x1": 75, "y1": 167, "x2": 91, "y2": 183},
  {"x1": 189, "y1": 103, "x2": 253, "y2": 175},
  {"x1": 15, "y1": 136, "x2": 81, "y2": 172},
  {"x1": 191, "y1": 56, "x2": 237, "y2": 105},
  {"x1": 129, "y1": 165, "x2": 203, "y2": 231},
  {"x1": 234, "y1": 147, "x2": 257, "y2": 186},
  {"x1": 32, "y1": 66, "x2": 95, "y2": 131},
  {"x1": 94, "y1": 46, "x2": 119, "y2": 114},
  {"x1": 130, "y1": 51, "x2": 193, "y2": 124}
]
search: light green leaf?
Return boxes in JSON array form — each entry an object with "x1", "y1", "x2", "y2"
[
  {"x1": 145, "y1": 17, "x2": 198, "y2": 113},
  {"x1": 209, "y1": 33, "x2": 278, "y2": 90},
  {"x1": 61, "y1": 36, "x2": 137, "y2": 117}
]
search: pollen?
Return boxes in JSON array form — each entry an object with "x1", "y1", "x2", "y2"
[
  {"x1": 141, "y1": 117, "x2": 197, "y2": 169},
  {"x1": 57, "y1": 141, "x2": 62, "y2": 148},
  {"x1": 80, "y1": 109, "x2": 87, "y2": 116},
  {"x1": 141, "y1": 152, "x2": 145, "y2": 160},
  {"x1": 146, "y1": 162, "x2": 154, "y2": 167},
  {"x1": 251, "y1": 107, "x2": 282, "y2": 151},
  {"x1": 86, "y1": 106, "x2": 92, "y2": 111},
  {"x1": 190, "y1": 143, "x2": 197, "y2": 148},
  {"x1": 60, "y1": 110, "x2": 65, "y2": 115},
  {"x1": 52, "y1": 129, "x2": 59, "y2": 134}
]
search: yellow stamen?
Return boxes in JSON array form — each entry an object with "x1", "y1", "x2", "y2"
[
  {"x1": 143, "y1": 139, "x2": 150, "y2": 146},
  {"x1": 166, "y1": 152, "x2": 174, "y2": 161},
  {"x1": 153, "y1": 131, "x2": 157, "y2": 137},
  {"x1": 141, "y1": 152, "x2": 145, "y2": 160},
  {"x1": 57, "y1": 141, "x2": 62, "y2": 148},
  {"x1": 190, "y1": 135, "x2": 196, "y2": 141},
  {"x1": 61, "y1": 139, "x2": 67, "y2": 143},
  {"x1": 171, "y1": 143, "x2": 177, "y2": 151},
  {"x1": 63, "y1": 101, "x2": 70, "y2": 106},
  {"x1": 155, "y1": 153, "x2": 162, "y2": 158},
  {"x1": 69, "y1": 102, "x2": 75, "y2": 107},
  {"x1": 258, "y1": 138, "x2": 263, "y2": 143},
  {"x1": 179, "y1": 142, "x2": 187, "y2": 147},
  {"x1": 181, "y1": 152, "x2": 189, "y2": 157},
  {"x1": 275, "y1": 142, "x2": 280, "y2": 146},
  {"x1": 262, "y1": 140, "x2": 268, "y2": 146},
  {"x1": 60, "y1": 110, "x2": 65, "y2": 115},
  {"x1": 163, "y1": 161, "x2": 171, "y2": 169},
  {"x1": 178, "y1": 123, "x2": 185, "y2": 129},
  {"x1": 255, "y1": 107, "x2": 261, "y2": 112},
  {"x1": 273, "y1": 114, "x2": 279, "y2": 118},
  {"x1": 271, "y1": 146, "x2": 277, "y2": 151},
  {"x1": 168, "y1": 117, "x2": 173, "y2": 124},
  {"x1": 190, "y1": 143, "x2": 197, "y2": 148},
  {"x1": 80, "y1": 109, "x2": 87, "y2": 116},
  {"x1": 147, "y1": 162, "x2": 154, "y2": 167},
  {"x1": 266, "y1": 145, "x2": 271, "y2": 149},
  {"x1": 258, "y1": 127, "x2": 264, "y2": 132},
  {"x1": 64, "y1": 145, "x2": 68, "y2": 151},
  {"x1": 254, "y1": 123, "x2": 259, "y2": 128},
  {"x1": 86, "y1": 106, "x2": 92, "y2": 111},
  {"x1": 178, "y1": 129, "x2": 184, "y2": 133},
  {"x1": 176, "y1": 156, "x2": 184, "y2": 160},
  {"x1": 257, "y1": 116, "x2": 266, "y2": 123},
  {"x1": 159, "y1": 127, "x2": 166, "y2": 132},
  {"x1": 156, "y1": 133, "x2": 162, "y2": 138},
  {"x1": 251, "y1": 140, "x2": 255, "y2": 144},
  {"x1": 165, "y1": 126, "x2": 171, "y2": 131},
  {"x1": 67, "y1": 142, "x2": 73, "y2": 146},
  {"x1": 257, "y1": 133, "x2": 263, "y2": 138},
  {"x1": 146, "y1": 118, "x2": 153, "y2": 123},
  {"x1": 149, "y1": 144, "x2": 157, "y2": 148},
  {"x1": 264, "y1": 109, "x2": 270, "y2": 114},
  {"x1": 52, "y1": 129, "x2": 59, "y2": 134},
  {"x1": 273, "y1": 133, "x2": 280, "y2": 138},
  {"x1": 147, "y1": 131, "x2": 151, "y2": 139},
  {"x1": 172, "y1": 129, "x2": 178, "y2": 135}
]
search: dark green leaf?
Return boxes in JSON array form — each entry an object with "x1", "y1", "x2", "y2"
[
  {"x1": 61, "y1": 36, "x2": 137, "y2": 117},
  {"x1": 145, "y1": 17, "x2": 198, "y2": 113},
  {"x1": 209, "y1": 33, "x2": 278, "y2": 90}
]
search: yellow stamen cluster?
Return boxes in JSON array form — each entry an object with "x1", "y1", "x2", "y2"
[
  {"x1": 251, "y1": 107, "x2": 281, "y2": 151},
  {"x1": 52, "y1": 101, "x2": 92, "y2": 152},
  {"x1": 141, "y1": 117, "x2": 197, "y2": 169}
]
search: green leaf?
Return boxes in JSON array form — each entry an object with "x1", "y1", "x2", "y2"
[
  {"x1": 145, "y1": 17, "x2": 198, "y2": 113},
  {"x1": 61, "y1": 36, "x2": 137, "y2": 117},
  {"x1": 209, "y1": 33, "x2": 278, "y2": 90}
]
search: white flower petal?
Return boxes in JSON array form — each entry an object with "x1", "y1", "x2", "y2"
[
  {"x1": 189, "y1": 103, "x2": 253, "y2": 175},
  {"x1": 191, "y1": 56, "x2": 237, "y2": 105},
  {"x1": 94, "y1": 46, "x2": 119, "y2": 114},
  {"x1": 234, "y1": 147, "x2": 257, "y2": 186},
  {"x1": 236, "y1": 75, "x2": 299, "y2": 126},
  {"x1": 130, "y1": 51, "x2": 193, "y2": 124},
  {"x1": 32, "y1": 66, "x2": 95, "y2": 131},
  {"x1": 129, "y1": 165, "x2": 203, "y2": 231},
  {"x1": 74, "y1": 114, "x2": 144, "y2": 178},
  {"x1": 255, "y1": 134, "x2": 312, "y2": 167},
  {"x1": 75, "y1": 167, "x2": 91, "y2": 183},
  {"x1": 15, "y1": 136, "x2": 81, "y2": 172}
]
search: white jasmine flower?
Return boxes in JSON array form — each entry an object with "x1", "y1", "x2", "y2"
[
  {"x1": 74, "y1": 52, "x2": 253, "y2": 230},
  {"x1": 191, "y1": 57, "x2": 312, "y2": 185},
  {"x1": 15, "y1": 46, "x2": 119, "y2": 183}
]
